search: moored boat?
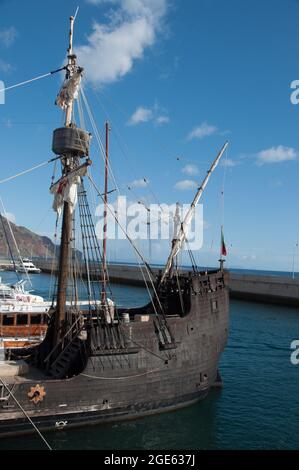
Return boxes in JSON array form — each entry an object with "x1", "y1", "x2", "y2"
[
  {"x1": 0, "y1": 13, "x2": 230, "y2": 439},
  {"x1": 16, "y1": 258, "x2": 41, "y2": 274}
]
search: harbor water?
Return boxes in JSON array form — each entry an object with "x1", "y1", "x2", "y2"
[{"x1": 0, "y1": 272, "x2": 298, "y2": 450}]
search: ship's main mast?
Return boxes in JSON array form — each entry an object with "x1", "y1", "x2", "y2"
[
  {"x1": 52, "y1": 14, "x2": 89, "y2": 347},
  {"x1": 53, "y1": 15, "x2": 76, "y2": 346}
]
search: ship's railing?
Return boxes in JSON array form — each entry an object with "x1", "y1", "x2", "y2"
[{"x1": 191, "y1": 271, "x2": 227, "y2": 295}]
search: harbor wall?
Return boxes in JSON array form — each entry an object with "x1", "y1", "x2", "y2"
[{"x1": 1, "y1": 259, "x2": 299, "y2": 308}]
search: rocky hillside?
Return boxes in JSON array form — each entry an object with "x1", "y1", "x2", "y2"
[{"x1": 0, "y1": 216, "x2": 56, "y2": 259}]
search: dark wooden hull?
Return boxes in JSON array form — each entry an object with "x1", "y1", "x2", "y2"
[
  {"x1": 0, "y1": 390, "x2": 209, "y2": 437},
  {"x1": 0, "y1": 271, "x2": 229, "y2": 437}
]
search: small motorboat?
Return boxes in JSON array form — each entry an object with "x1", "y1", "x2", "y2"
[{"x1": 16, "y1": 258, "x2": 42, "y2": 274}]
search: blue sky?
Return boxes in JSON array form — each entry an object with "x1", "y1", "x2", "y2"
[{"x1": 0, "y1": 0, "x2": 299, "y2": 272}]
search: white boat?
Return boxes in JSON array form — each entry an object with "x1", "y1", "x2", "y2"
[
  {"x1": 16, "y1": 258, "x2": 42, "y2": 274},
  {"x1": 0, "y1": 277, "x2": 49, "y2": 314},
  {"x1": 0, "y1": 277, "x2": 107, "y2": 350},
  {"x1": 0, "y1": 278, "x2": 50, "y2": 349},
  {"x1": 0, "y1": 276, "x2": 103, "y2": 314}
]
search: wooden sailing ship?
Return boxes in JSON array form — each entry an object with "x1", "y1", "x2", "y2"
[{"x1": 0, "y1": 14, "x2": 229, "y2": 438}]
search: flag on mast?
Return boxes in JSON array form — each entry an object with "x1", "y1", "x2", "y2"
[{"x1": 221, "y1": 226, "x2": 227, "y2": 257}]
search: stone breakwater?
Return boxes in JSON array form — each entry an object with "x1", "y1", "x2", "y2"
[{"x1": 31, "y1": 260, "x2": 299, "y2": 308}]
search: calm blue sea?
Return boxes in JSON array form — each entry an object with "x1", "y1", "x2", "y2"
[{"x1": 0, "y1": 271, "x2": 298, "y2": 450}]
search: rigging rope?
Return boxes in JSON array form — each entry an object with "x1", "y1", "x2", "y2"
[
  {"x1": 0, "y1": 209, "x2": 20, "y2": 280},
  {"x1": 80, "y1": 87, "x2": 120, "y2": 194},
  {"x1": 49, "y1": 215, "x2": 59, "y2": 303},
  {"x1": 88, "y1": 174, "x2": 154, "y2": 278},
  {"x1": 220, "y1": 145, "x2": 229, "y2": 258},
  {"x1": 136, "y1": 257, "x2": 159, "y2": 317},
  {"x1": 0, "y1": 67, "x2": 66, "y2": 95},
  {"x1": 90, "y1": 85, "x2": 167, "y2": 215},
  {"x1": 0, "y1": 156, "x2": 61, "y2": 186},
  {"x1": 81, "y1": 83, "x2": 167, "y2": 226},
  {"x1": 0, "y1": 197, "x2": 32, "y2": 287},
  {"x1": 88, "y1": 175, "x2": 168, "y2": 319},
  {"x1": 221, "y1": 146, "x2": 229, "y2": 227},
  {"x1": 87, "y1": 83, "x2": 172, "y2": 197},
  {"x1": 77, "y1": 90, "x2": 86, "y2": 132},
  {"x1": 175, "y1": 269, "x2": 186, "y2": 316}
]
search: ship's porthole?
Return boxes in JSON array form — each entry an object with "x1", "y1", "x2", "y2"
[
  {"x1": 200, "y1": 373, "x2": 208, "y2": 383},
  {"x1": 187, "y1": 325, "x2": 194, "y2": 335}
]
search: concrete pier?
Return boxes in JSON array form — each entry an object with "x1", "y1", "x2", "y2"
[
  {"x1": 229, "y1": 273, "x2": 299, "y2": 307},
  {"x1": 32, "y1": 260, "x2": 299, "y2": 308}
]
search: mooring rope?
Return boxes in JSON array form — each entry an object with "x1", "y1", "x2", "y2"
[{"x1": 0, "y1": 377, "x2": 52, "y2": 450}]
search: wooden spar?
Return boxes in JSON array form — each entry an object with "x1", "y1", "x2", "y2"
[
  {"x1": 101, "y1": 121, "x2": 110, "y2": 302},
  {"x1": 160, "y1": 141, "x2": 229, "y2": 284},
  {"x1": 53, "y1": 15, "x2": 77, "y2": 345},
  {"x1": 65, "y1": 14, "x2": 75, "y2": 126}
]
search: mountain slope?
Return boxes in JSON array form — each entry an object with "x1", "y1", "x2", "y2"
[{"x1": 0, "y1": 216, "x2": 56, "y2": 259}]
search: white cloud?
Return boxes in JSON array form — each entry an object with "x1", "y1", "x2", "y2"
[
  {"x1": 0, "y1": 58, "x2": 11, "y2": 73},
  {"x1": 87, "y1": 0, "x2": 105, "y2": 3},
  {"x1": 87, "y1": 0, "x2": 166, "y2": 18},
  {"x1": 128, "y1": 106, "x2": 153, "y2": 125},
  {"x1": 187, "y1": 122, "x2": 218, "y2": 140},
  {"x1": 128, "y1": 104, "x2": 169, "y2": 126},
  {"x1": 129, "y1": 178, "x2": 148, "y2": 188},
  {"x1": 155, "y1": 115, "x2": 169, "y2": 125},
  {"x1": 77, "y1": 0, "x2": 167, "y2": 86},
  {"x1": 257, "y1": 145, "x2": 297, "y2": 164},
  {"x1": 221, "y1": 158, "x2": 237, "y2": 167},
  {"x1": 0, "y1": 27, "x2": 18, "y2": 48},
  {"x1": 182, "y1": 164, "x2": 198, "y2": 175},
  {"x1": 174, "y1": 179, "x2": 198, "y2": 191}
]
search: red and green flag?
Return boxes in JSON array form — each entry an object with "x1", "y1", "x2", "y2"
[{"x1": 221, "y1": 226, "x2": 227, "y2": 257}]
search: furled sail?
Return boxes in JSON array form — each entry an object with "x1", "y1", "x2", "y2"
[
  {"x1": 50, "y1": 164, "x2": 88, "y2": 216},
  {"x1": 55, "y1": 70, "x2": 82, "y2": 110},
  {"x1": 173, "y1": 202, "x2": 181, "y2": 243}
]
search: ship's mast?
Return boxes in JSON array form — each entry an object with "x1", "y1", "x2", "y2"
[
  {"x1": 65, "y1": 14, "x2": 75, "y2": 126},
  {"x1": 53, "y1": 14, "x2": 78, "y2": 345},
  {"x1": 160, "y1": 141, "x2": 229, "y2": 284},
  {"x1": 101, "y1": 121, "x2": 110, "y2": 303}
]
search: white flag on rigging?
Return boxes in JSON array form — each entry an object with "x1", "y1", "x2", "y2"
[
  {"x1": 55, "y1": 71, "x2": 82, "y2": 110},
  {"x1": 50, "y1": 165, "x2": 88, "y2": 216}
]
